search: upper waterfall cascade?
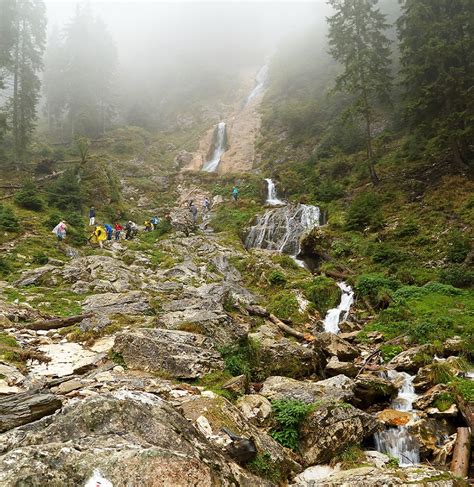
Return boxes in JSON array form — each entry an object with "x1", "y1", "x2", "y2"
[
  {"x1": 374, "y1": 370, "x2": 420, "y2": 467},
  {"x1": 245, "y1": 64, "x2": 268, "y2": 106},
  {"x1": 202, "y1": 122, "x2": 227, "y2": 172},
  {"x1": 265, "y1": 178, "x2": 285, "y2": 206},
  {"x1": 245, "y1": 203, "x2": 320, "y2": 257}
]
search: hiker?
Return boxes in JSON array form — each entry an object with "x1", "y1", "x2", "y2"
[
  {"x1": 104, "y1": 223, "x2": 114, "y2": 240},
  {"x1": 202, "y1": 198, "x2": 211, "y2": 214},
  {"x1": 125, "y1": 221, "x2": 138, "y2": 240},
  {"x1": 144, "y1": 220, "x2": 152, "y2": 232},
  {"x1": 114, "y1": 222, "x2": 123, "y2": 241},
  {"x1": 88, "y1": 225, "x2": 107, "y2": 248},
  {"x1": 151, "y1": 216, "x2": 159, "y2": 230},
  {"x1": 231, "y1": 186, "x2": 239, "y2": 201},
  {"x1": 89, "y1": 207, "x2": 96, "y2": 226},
  {"x1": 189, "y1": 202, "x2": 198, "y2": 225},
  {"x1": 52, "y1": 221, "x2": 67, "y2": 246}
]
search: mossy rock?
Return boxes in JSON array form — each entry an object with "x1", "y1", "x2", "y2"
[{"x1": 304, "y1": 276, "x2": 341, "y2": 315}]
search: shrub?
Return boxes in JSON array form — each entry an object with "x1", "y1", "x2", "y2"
[
  {"x1": 270, "y1": 400, "x2": 315, "y2": 451},
  {"x1": 380, "y1": 345, "x2": 404, "y2": 362},
  {"x1": 345, "y1": 192, "x2": 384, "y2": 231},
  {"x1": 0, "y1": 258, "x2": 13, "y2": 277},
  {"x1": 247, "y1": 453, "x2": 282, "y2": 483},
  {"x1": 355, "y1": 273, "x2": 400, "y2": 307},
  {"x1": 32, "y1": 252, "x2": 49, "y2": 265},
  {"x1": 14, "y1": 181, "x2": 44, "y2": 211},
  {"x1": 439, "y1": 265, "x2": 474, "y2": 288},
  {"x1": 394, "y1": 221, "x2": 419, "y2": 238},
  {"x1": 47, "y1": 169, "x2": 84, "y2": 211},
  {"x1": 371, "y1": 244, "x2": 406, "y2": 265},
  {"x1": 0, "y1": 205, "x2": 19, "y2": 232},
  {"x1": 267, "y1": 269, "x2": 287, "y2": 286},
  {"x1": 267, "y1": 291, "x2": 300, "y2": 320},
  {"x1": 305, "y1": 276, "x2": 341, "y2": 315},
  {"x1": 432, "y1": 392, "x2": 455, "y2": 412},
  {"x1": 446, "y1": 231, "x2": 471, "y2": 263},
  {"x1": 219, "y1": 338, "x2": 261, "y2": 379}
]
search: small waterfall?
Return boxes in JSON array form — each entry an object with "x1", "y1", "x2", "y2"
[
  {"x1": 265, "y1": 178, "x2": 284, "y2": 206},
  {"x1": 374, "y1": 370, "x2": 420, "y2": 467},
  {"x1": 323, "y1": 282, "x2": 354, "y2": 334},
  {"x1": 202, "y1": 122, "x2": 227, "y2": 172},
  {"x1": 245, "y1": 203, "x2": 320, "y2": 257},
  {"x1": 245, "y1": 64, "x2": 268, "y2": 106}
]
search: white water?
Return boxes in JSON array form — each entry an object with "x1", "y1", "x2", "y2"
[
  {"x1": 265, "y1": 178, "x2": 284, "y2": 206},
  {"x1": 374, "y1": 370, "x2": 420, "y2": 467},
  {"x1": 323, "y1": 282, "x2": 354, "y2": 334},
  {"x1": 245, "y1": 203, "x2": 320, "y2": 257},
  {"x1": 245, "y1": 64, "x2": 268, "y2": 106},
  {"x1": 202, "y1": 122, "x2": 227, "y2": 172}
]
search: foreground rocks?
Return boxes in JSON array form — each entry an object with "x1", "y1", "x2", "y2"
[
  {"x1": 0, "y1": 392, "x2": 268, "y2": 486},
  {"x1": 113, "y1": 328, "x2": 224, "y2": 379}
]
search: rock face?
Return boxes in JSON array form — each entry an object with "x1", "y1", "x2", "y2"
[
  {"x1": 236, "y1": 394, "x2": 273, "y2": 426},
  {"x1": 0, "y1": 392, "x2": 267, "y2": 486},
  {"x1": 260, "y1": 375, "x2": 355, "y2": 405},
  {"x1": 249, "y1": 325, "x2": 323, "y2": 379},
  {"x1": 299, "y1": 403, "x2": 380, "y2": 466},
  {"x1": 83, "y1": 291, "x2": 151, "y2": 315},
  {"x1": 113, "y1": 328, "x2": 224, "y2": 379},
  {"x1": 0, "y1": 390, "x2": 62, "y2": 432}
]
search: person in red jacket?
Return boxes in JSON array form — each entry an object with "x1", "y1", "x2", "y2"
[{"x1": 114, "y1": 223, "x2": 123, "y2": 241}]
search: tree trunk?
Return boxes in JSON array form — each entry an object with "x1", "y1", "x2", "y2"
[
  {"x1": 365, "y1": 111, "x2": 379, "y2": 186},
  {"x1": 12, "y1": 17, "x2": 20, "y2": 169},
  {"x1": 25, "y1": 313, "x2": 93, "y2": 331},
  {"x1": 450, "y1": 427, "x2": 471, "y2": 478},
  {"x1": 450, "y1": 136, "x2": 469, "y2": 172}
]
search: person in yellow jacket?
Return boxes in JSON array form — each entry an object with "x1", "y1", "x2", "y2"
[{"x1": 88, "y1": 225, "x2": 107, "y2": 248}]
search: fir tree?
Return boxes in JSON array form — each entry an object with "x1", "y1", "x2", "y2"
[
  {"x1": 398, "y1": 0, "x2": 473, "y2": 170},
  {"x1": 327, "y1": 0, "x2": 392, "y2": 184}
]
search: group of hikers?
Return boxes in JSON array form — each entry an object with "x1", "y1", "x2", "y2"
[{"x1": 52, "y1": 185, "x2": 240, "y2": 247}]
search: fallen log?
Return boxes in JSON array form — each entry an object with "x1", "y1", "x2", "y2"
[
  {"x1": 244, "y1": 305, "x2": 270, "y2": 318},
  {"x1": 26, "y1": 313, "x2": 93, "y2": 331},
  {"x1": 269, "y1": 314, "x2": 315, "y2": 342},
  {"x1": 324, "y1": 269, "x2": 348, "y2": 280},
  {"x1": 0, "y1": 390, "x2": 62, "y2": 432},
  {"x1": 450, "y1": 427, "x2": 471, "y2": 478}
]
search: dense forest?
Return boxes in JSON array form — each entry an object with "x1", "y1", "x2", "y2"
[{"x1": 0, "y1": 1, "x2": 472, "y2": 486}]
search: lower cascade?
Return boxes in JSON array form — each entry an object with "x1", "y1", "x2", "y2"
[
  {"x1": 245, "y1": 203, "x2": 320, "y2": 257},
  {"x1": 202, "y1": 122, "x2": 227, "y2": 172},
  {"x1": 374, "y1": 370, "x2": 420, "y2": 467},
  {"x1": 265, "y1": 178, "x2": 284, "y2": 206},
  {"x1": 323, "y1": 282, "x2": 354, "y2": 334}
]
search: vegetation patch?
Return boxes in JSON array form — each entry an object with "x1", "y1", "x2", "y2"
[{"x1": 247, "y1": 453, "x2": 282, "y2": 483}]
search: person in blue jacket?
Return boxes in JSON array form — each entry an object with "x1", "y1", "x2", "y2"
[{"x1": 104, "y1": 223, "x2": 113, "y2": 240}]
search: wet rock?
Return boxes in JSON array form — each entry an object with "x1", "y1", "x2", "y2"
[
  {"x1": 409, "y1": 417, "x2": 456, "y2": 463},
  {"x1": 325, "y1": 356, "x2": 358, "y2": 378},
  {"x1": 299, "y1": 403, "x2": 379, "y2": 466},
  {"x1": 179, "y1": 393, "x2": 301, "y2": 478},
  {"x1": 0, "y1": 390, "x2": 62, "y2": 432},
  {"x1": 113, "y1": 328, "x2": 224, "y2": 379},
  {"x1": 83, "y1": 291, "x2": 151, "y2": 315},
  {"x1": 377, "y1": 408, "x2": 412, "y2": 426},
  {"x1": 0, "y1": 392, "x2": 267, "y2": 486},
  {"x1": 260, "y1": 375, "x2": 355, "y2": 404},
  {"x1": 316, "y1": 332, "x2": 359, "y2": 361},
  {"x1": 236, "y1": 394, "x2": 272, "y2": 426},
  {"x1": 249, "y1": 325, "x2": 323, "y2": 379},
  {"x1": 353, "y1": 373, "x2": 397, "y2": 408},
  {"x1": 388, "y1": 345, "x2": 432, "y2": 373}
]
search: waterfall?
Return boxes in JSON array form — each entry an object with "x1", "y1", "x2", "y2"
[
  {"x1": 374, "y1": 370, "x2": 420, "y2": 467},
  {"x1": 245, "y1": 203, "x2": 320, "y2": 257},
  {"x1": 265, "y1": 178, "x2": 284, "y2": 206},
  {"x1": 245, "y1": 64, "x2": 268, "y2": 106},
  {"x1": 323, "y1": 282, "x2": 354, "y2": 334},
  {"x1": 202, "y1": 122, "x2": 227, "y2": 172}
]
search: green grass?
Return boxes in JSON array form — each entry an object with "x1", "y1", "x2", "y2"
[{"x1": 247, "y1": 453, "x2": 282, "y2": 483}]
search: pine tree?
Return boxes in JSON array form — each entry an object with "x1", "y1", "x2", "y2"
[
  {"x1": 9, "y1": 0, "x2": 46, "y2": 165},
  {"x1": 398, "y1": 0, "x2": 473, "y2": 170},
  {"x1": 327, "y1": 0, "x2": 392, "y2": 184}
]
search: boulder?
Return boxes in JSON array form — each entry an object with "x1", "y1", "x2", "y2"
[
  {"x1": 414, "y1": 357, "x2": 465, "y2": 390},
  {"x1": 353, "y1": 373, "x2": 397, "y2": 408},
  {"x1": 299, "y1": 403, "x2": 380, "y2": 466},
  {"x1": 315, "y1": 332, "x2": 359, "y2": 361},
  {"x1": 325, "y1": 356, "x2": 358, "y2": 378},
  {"x1": 0, "y1": 390, "x2": 62, "y2": 432},
  {"x1": 113, "y1": 328, "x2": 224, "y2": 379},
  {"x1": 409, "y1": 417, "x2": 456, "y2": 462},
  {"x1": 249, "y1": 325, "x2": 323, "y2": 379},
  {"x1": 83, "y1": 291, "x2": 151, "y2": 315},
  {"x1": 377, "y1": 408, "x2": 412, "y2": 426},
  {"x1": 413, "y1": 384, "x2": 451, "y2": 411},
  {"x1": 236, "y1": 394, "x2": 272, "y2": 426},
  {"x1": 178, "y1": 393, "x2": 300, "y2": 478},
  {"x1": 388, "y1": 345, "x2": 432, "y2": 373},
  {"x1": 0, "y1": 392, "x2": 267, "y2": 486},
  {"x1": 222, "y1": 375, "x2": 247, "y2": 395},
  {"x1": 260, "y1": 375, "x2": 355, "y2": 405},
  {"x1": 14, "y1": 265, "x2": 56, "y2": 287}
]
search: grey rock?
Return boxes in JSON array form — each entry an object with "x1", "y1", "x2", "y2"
[
  {"x1": 316, "y1": 332, "x2": 359, "y2": 361},
  {"x1": 325, "y1": 356, "x2": 358, "y2": 378},
  {"x1": 236, "y1": 394, "x2": 273, "y2": 426},
  {"x1": 83, "y1": 291, "x2": 151, "y2": 315}
]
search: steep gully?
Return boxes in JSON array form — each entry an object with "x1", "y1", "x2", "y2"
[{"x1": 247, "y1": 178, "x2": 420, "y2": 467}]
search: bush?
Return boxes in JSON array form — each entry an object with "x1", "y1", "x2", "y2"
[
  {"x1": 0, "y1": 205, "x2": 19, "y2": 232},
  {"x1": 372, "y1": 244, "x2": 406, "y2": 265},
  {"x1": 355, "y1": 273, "x2": 400, "y2": 307},
  {"x1": 393, "y1": 221, "x2": 419, "y2": 238},
  {"x1": 47, "y1": 169, "x2": 83, "y2": 211},
  {"x1": 270, "y1": 400, "x2": 315, "y2": 451},
  {"x1": 14, "y1": 182, "x2": 44, "y2": 211},
  {"x1": 345, "y1": 192, "x2": 384, "y2": 231},
  {"x1": 305, "y1": 276, "x2": 341, "y2": 315},
  {"x1": 380, "y1": 345, "x2": 404, "y2": 362},
  {"x1": 446, "y1": 231, "x2": 471, "y2": 263},
  {"x1": 32, "y1": 252, "x2": 49, "y2": 265},
  {"x1": 267, "y1": 269, "x2": 287, "y2": 286},
  {"x1": 439, "y1": 265, "x2": 474, "y2": 288},
  {"x1": 0, "y1": 258, "x2": 13, "y2": 277},
  {"x1": 219, "y1": 338, "x2": 261, "y2": 379}
]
